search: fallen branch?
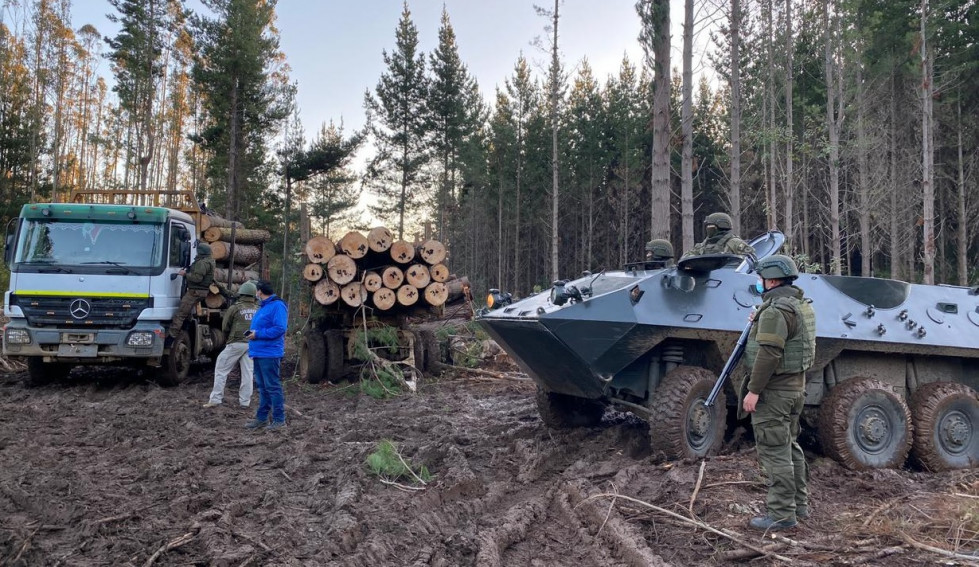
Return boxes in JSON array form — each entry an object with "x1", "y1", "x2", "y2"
[
  {"x1": 431, "y1": 361, "x2": 528, "y2": 381},
  {"x1": 899, "y1": 533, "x2": 979, "y2": 562},
  {"x1": 378, "y1": 478, "x2": 426, "y2": 492},
  {"x1": 717, "y1": 543, "x2": 786, "y2": 561},
  {"x1": 580, "y1": 492, "x2": 793, "y2": 563},
  {"x1": 689, "y1": 460, "x2": 706, "y2": 519},
  {"x1": 143, "y1": 532, "x2": 194, "y2": 567},
  {"x1": 11, "y1": 526, "x2": 39, "y2": 564},
  {"x1": 843, "y1": 546, "x2": 905, "y2": 566}
]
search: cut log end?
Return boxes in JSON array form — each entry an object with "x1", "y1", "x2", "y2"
[
  {"x1": 390, "y1": 240, "x2": 416, "y2": 264},
  {"x1": 405, "y1": 263, "x2": 431, "y2": 289},
  {"x1": 303, "y1": 263, "x2": 324, "y2": 282},
  {"x1": 424, "y1": 282, "x2": 448, "y2": 306},
  {"x1": 382, "y1": 266, "x2": 404, "y2": 289},
  {"x1": 418, "y1": 239, "x2": 446, "y2": 265},
  {"x1": 363, "y1": 271, "x2": 383, "y2": 292},
  {"x1": 339, "y1": 231, "x2": 369, "y2": 259},
  {"x1": 340, "y1": 282, "x2": 368, "y2": 307},
  {"x1": 396, "y1": 285, "x2": 420, "y2": 307},
  {"x1": 313, "y1": 279, "x2": 340, "y2": 305},
  {"x1": 372, "y1": 288, "x2": 396, "y2": 311},
  {"x1": 367, "y1": 226, "x2": 394, "y2": 253},
  {"x1": 429, "y1": 263, "x2": 450, "y2": 283},
  {"x1": 305, "y1": 235, "x2": 337, "y2": 264},
  {"x1": 327, "y1": 254, "x2": 358, "y2": 285}
]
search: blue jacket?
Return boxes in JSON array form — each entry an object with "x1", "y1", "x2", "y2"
[{"x1": 248, "y1": 294, "x2": 287, "y2": 358}]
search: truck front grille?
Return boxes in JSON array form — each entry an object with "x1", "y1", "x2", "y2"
[{"x1": 11, "y1": 295, "x2": 151, "y2": 329}]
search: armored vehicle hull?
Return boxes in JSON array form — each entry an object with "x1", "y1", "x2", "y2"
[{"x1": 478, "y1": 233, "x2": 979, "y2": 471}]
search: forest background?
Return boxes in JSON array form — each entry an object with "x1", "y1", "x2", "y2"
[{"x1": 1, "y1": 0, "x2": 977, "y2": 320}]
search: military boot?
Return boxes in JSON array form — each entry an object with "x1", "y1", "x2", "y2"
[{"x1": 749, "y1": 515, "x2": 797, "y2": 531}]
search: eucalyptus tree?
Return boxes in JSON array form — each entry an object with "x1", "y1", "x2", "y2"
[{"x1": 363, "y1": 1, "x2": 429, "y2": 241}]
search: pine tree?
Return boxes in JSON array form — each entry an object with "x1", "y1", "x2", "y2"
[{"x1": 363, "y1": 1, "x2": 429, "y2": 241}]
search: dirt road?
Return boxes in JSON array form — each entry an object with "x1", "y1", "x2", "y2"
[{"x1": 0, "y1": 360, "x2": 976, "y2": 566}]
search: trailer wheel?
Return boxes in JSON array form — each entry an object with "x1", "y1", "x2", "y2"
[
  {"x1": 26, "y1": 357, "x2": 72, "y2": 386},
  {"x1": 818, "y1": 377, "x2": 911, "y2": 470},
  {"x1": 420, "y1": 330, "x2": 439, "y2": 370},
  {"x1": 910, "y1": 382, "x2": 978, "y2": 471},
  {"x1": 535, "y1": 387, "x2": 605, "y2": 428},
  {"x1": 649, "y1": 366, "x2": 727, "y2": 460},
  {"x1": 300, "y1": 331, "x2": 327, "y2": 384},
  {"x1": 158, "y1": 330, "x2": 191, "y2": 387},
  {"x1": 323, "y1": 330, "x2": 346, "y2": 383}
]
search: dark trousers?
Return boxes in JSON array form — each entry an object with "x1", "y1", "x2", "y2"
[{"x1": 253, "y1": 357, "x2": 285, "y2": 424}]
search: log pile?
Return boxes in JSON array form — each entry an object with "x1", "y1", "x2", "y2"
[
  {"x1": 199, "y1": 213, "x2": 270, "y2": 308},
  {"x1": 304, "y1": 228, "x2": 463, "y2": 315}
]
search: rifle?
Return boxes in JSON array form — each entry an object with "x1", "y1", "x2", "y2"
[{"x1": 704, "y1": 314, "x2": 755, "y2": 407}]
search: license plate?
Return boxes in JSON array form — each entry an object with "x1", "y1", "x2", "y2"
[{"x1": 58, "y1": 344, "x2": 98, "y2": 357}]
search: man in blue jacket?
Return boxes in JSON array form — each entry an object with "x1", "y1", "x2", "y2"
[{"x1": 243, "y1": 281, "x2": 289, "y2": 430}]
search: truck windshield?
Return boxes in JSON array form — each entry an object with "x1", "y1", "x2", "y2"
[{"x1": 14, "y1": 219, "x2": 164, "y2": 268}]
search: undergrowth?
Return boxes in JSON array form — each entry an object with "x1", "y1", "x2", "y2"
[{"x1": 366, "y1": 439, "x2": 432, "y2": 485}]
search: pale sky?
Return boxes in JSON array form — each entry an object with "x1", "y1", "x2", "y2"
[{"x1": 70, "y1": 0, "x2": 716, "y2": 137}]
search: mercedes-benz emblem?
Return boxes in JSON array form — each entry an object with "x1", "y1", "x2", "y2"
[{"x1": 69, "y1": 298, "x2": 92, "y2": 320}]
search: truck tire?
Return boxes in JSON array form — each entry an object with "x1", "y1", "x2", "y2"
[
  {"x1": 420, "y1": 330, "x2": 440, "y2": 370},
  {"x1": 648, "y1": 365, "x2": 727, "y2": 460},
  {"x1": 910, "y1": 382, "x2": 978, "y2": 471},
  {"x1": 300, "y1": 331, "x2": 327, "y2": 384},
  {"x1": 818, "y1": 377, "x2": 912, "y2": 470},
  {"x1": 26, "y1": 357, "x2": 72, "y2": 386},
  {"x1": 157, "y1": 330, "x2": 192, "y2": 387},
  {"x1": 323, "y1": 330, "x2": 345, "y2": 383},
  {"x1": 535, "y1": 386, "x2": 605, "y2": 428}
]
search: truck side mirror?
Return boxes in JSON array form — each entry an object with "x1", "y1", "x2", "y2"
[{"x1": 3, "y1": 218, "x2": 17, "y2": 266}]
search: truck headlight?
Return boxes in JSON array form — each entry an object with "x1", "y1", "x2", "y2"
[
  {"x1": 5, "y1": 328, "x2": 31, "y2": 345},
  {"x1": 486, "y1": 288, "x2": 512, "y2": 310},
  {"x1": 126, "y1": 331, "x2": 155, "y2": 347}
]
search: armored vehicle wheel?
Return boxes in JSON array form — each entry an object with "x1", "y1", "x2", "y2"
[
  {"x1": 649, "y1": 366, "x2": 727, "y2": 460},
  {"x1": 26, "y1": 357, "x2": 72, "y2": 386},
  {"x1": 818, "y1": 377, "x2": 912, "y2": 470},
  {"x1": 909, "y1": 382, "x2": 979, "y2": 471},
  {"x1": 535, "y1": 387, "x2": 605, "y2": 428},
  {"x1": 157, "y1": 330, "x2": 191, "y2": 387}
]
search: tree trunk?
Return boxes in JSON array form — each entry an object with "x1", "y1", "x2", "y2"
[
  {"x1": 729, "y1": 0, "x2": 742, "y2": 235},
  {"x1": 368, "y1": 226, "x2": 394, "y2": 253},
  {"x1": 390, "y1": 240, "x2": 416, "y2": 264},
  {"x1": 204, "y1": 227, "x2": 271, "y2": 244},
  {"x1": 382, "y1": 266, "x2": 405, "y2": 289},
  {"x1": 305, "y1": 235, "x2": 337, "y2": 264},
  {"x1": 824, "y1": 0, "x2": 842, "y2": 275},
  {"x1": 857, "y1": 65, "x2": 871, "y2": 277},
  {"x1": 783, "y1": 0, "x2": 794, "y2": 249},
  {"x1": 549, "y1": 0, "x2": 561, "y2": 281},
  {"x1": 920, "y1": 0, "x2": 935, "y2": 284},
  {"x1": 956, "y1": 97, "x2": 968, "y2": 286},
  {"x1": 215, "y1": 267, "x2": 260, "y2": 284},
  {"x1": 313, "y1": 279, "x2": 340, "y2": 305},
  {"x1": 765, "y1": 0, "x2": 777, "y2": 231},
  {"x1": 681, "y1": 0, "x2": 694, "y2": 252},
  {"x1": 396, "y1": 285, "x2": 420, "y2": 307},
  {"x1": 339, "y1": 230, "x2": 369, "y2": 259},
  {"x1": 200, "y1": 214, "x2": 243, "y2": 231},
  {"x1": 326, "y1": 254, "x2": 357, "y2": 285},
  {"x1": 445, "y1": 276, "x2": 471, "y2": 304},
  {"x1": 209, "y1": 241, "x2": 262, "y2": 265},
  {"x1": 404, "y1": 264, "x2": 431, "y2": 288},
  {"x1": 650, "y1": 0, "x2": 672, "y2": 241},
  {"x1": 417, "y1": 239, "x2": 446, "y2": 265},
  {"x1": 889, "y1": 71, "x2": 901, "y2": 280}
]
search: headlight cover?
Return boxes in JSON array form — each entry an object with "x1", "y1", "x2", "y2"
[{"x1": 126, "y1": 331, "x2": 155, "y2": 347}]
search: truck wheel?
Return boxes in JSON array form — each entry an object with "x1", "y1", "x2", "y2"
[
  {"x1": 300, "y1": 331, "x2": 327, "y2": 384},
  {"x1": 535, "y1": 386, "x2": 605, "y2": 428},
  {"x1": 649, "y1": 366, "x2": 727, "y2": 460},
  {"x1": 910, "y1": 382, "x2": 978, "y2": 471},
  {"x1": 818, "y1": 377, "x2": 912, "y2": 470},
  {"x1": 157, "y1": 330, "x2": 191, "y2": 387},
  {"x1": 323, "y1": 330, "x2": 345, "y2": 383},
  {"x1": 420, "y1": 330, "x2": 440, "y2": 369},
  {"x1": 26, "y1": 357, "x2": 73, "y2": 386}
]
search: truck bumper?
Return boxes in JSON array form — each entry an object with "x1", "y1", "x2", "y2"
[{"x1": 2, "y1": 319, "x2": 166, "y2": 364}]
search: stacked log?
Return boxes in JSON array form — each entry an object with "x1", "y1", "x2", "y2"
[
  {"x1": 304, "y1": 228, "x2": 458, "y2": 316},
  {"x1": 199, "y1": 213, "x2": 269, "y2": 307}
]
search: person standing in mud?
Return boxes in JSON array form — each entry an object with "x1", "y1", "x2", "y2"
[
  {"x1": 244, "y1": 281, "x2": 289, "y2": 431},
  {"x1": 203, "y1": 281, "x2": 259, "y2": 409},
  {"x1": 740, "y1": 254, "x2": 816, "y2": 531}
]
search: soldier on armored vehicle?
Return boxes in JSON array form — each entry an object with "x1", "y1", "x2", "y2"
[
  {"x1": 682, "y1": 212, "x2": 757, "y2": 262},
  {"x1": 644, "y1": 239, "x2": 674, "y2": 269}
]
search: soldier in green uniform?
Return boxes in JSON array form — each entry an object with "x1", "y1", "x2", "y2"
[
  {"x1": 167, "y1": 242, "x2": 215, "y2": 344},
  {"x1": 741, "y1": 254, "x2": 816, "y2": 531},
  {"x1": 204, "y1": 281, "x2": 259, "y2": 408},
  {"x1": 681, "y1": 212, "x2": 757, "y2": 261},
  {"x1": 644, "y1": 239, "x2": 674, "y2": 268}
]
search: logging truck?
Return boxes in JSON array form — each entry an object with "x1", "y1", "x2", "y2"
[
  {"x1": 1, "y1": 190, "x2": 267, "y2": 386},
  {"x1": 298, "y1": 228, "x2": 469, "y2": 384}
]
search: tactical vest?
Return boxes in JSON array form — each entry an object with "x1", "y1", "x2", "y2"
[
  {"x1": 744, "y1": 295, "x2": 816, "y2": 374},
  {"x1": 701, "y1": 232, "x2": 734, "y2": 254}
]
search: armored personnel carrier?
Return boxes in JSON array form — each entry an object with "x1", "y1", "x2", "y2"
[{"x1": 477, "y1": 232, "x2": 979, "y2": 471}]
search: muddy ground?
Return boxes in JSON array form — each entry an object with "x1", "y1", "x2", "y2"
[{"x1": 0, "y1": 354, "x2": 976, "y2": 567}]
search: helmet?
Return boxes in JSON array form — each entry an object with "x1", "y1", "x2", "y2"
[
  {"x1": 238, "y1": 281, "x2": 257, "y2": 297},
  {"x1": 645, "y1": 239, "x2": 674, "y2": 259},
  {"x1": 756, "y1": 254, "x2": 800, "y2": 280},
  {"x1": 704, "y1": 212, "x2": 733, "y2": 230},
  {"x1": 197, "y1": 242, "x2": 212, "y2": 256}
]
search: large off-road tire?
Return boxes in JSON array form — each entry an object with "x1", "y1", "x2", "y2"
[
  {"x1": 910, "y1": 382, "x2": 978, "y2": 471},
  {"x1": 420, "y1": 330, "x2": 439, "y2": 370},
  {"x1": 535, "y1": 387, "x2": 605, "y2": 428},
  {"x1": 818, "y1": 377, "x2": 912, "y2": 470},
  {"x1": 25, "y1": 357, "x2": 73, "y2": 387},
  {"x1": 648, "y1": 365, "x2": 727, "y2": 460},
  {"x1": 157, "y1": 330, "x2": 191, "y2": 387},
  {"x1": 300, "y1": 330, "x2": 345, "y2": 384},
  {"x1": 300, "y1": 331, "x2": 327, "y2": 384}
]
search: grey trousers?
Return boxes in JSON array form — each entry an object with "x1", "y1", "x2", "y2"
[{"x1": 208, "y1": 341, "x2": 253, "y2": 406}]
